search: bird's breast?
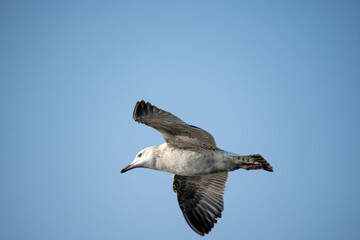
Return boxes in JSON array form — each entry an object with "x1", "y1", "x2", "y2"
[{"x1": 155, "y1": 146, "x2": 227, "y2": 175}]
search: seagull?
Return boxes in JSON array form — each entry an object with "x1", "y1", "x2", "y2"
[{"x1": 121, "y1": 100, "x2": 273, "y2": 236}]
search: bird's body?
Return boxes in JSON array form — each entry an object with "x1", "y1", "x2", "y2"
[
  {"x1": 121, "y1": 100, "x2": 273, "y2": 236},
  {"x1": 142, "y1": 144, "x2": 232, "y2": 175},
  {"x1": 139, "y1": 144, "x2": 269, "y2": 176}
]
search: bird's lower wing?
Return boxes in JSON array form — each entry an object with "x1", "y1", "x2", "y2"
[{"x1": 173, "y1": 172, "x2": 228, "y2": 236}]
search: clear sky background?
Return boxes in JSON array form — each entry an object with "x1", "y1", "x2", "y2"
[{"x1": 1, "y1": 1, "x2": 360, "y2": 239}]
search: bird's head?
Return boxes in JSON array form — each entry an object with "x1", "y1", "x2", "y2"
[{"x1": 121, "y1": 146, "x2": 157, "y2": 174}]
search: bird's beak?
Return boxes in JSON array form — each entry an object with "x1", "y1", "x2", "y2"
[{"x1": 120, "y1": 163, "x2": 135, "y2": 174}]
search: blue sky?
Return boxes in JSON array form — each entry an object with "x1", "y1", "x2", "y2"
[{"x1": 1, "y1": 1, "x2": 360, "y2": 239}]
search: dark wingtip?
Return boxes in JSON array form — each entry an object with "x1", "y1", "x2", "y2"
[
  {"x1": 133, "y1": 100, "x2": 156, "y2": 123},
  {"x1": 133, "y1": 101, "x2": 141, "y2": 120},
  {"x1": 133, "y1": 100, "x2": 148, "y2": 121}
]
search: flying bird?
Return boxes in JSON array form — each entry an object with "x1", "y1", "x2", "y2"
[{"x1": 121, "y1": 100, "x2": 273, "y2": 236}]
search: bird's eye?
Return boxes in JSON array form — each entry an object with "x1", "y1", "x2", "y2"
[{"x1": 137, "y1": 153, "x2": 143, "y2": 158}]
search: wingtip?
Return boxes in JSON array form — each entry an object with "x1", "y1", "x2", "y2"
[
  {"x1": 133, "y1": 101, "x2": 140, "y2": 120},
  {"x1": 133, "y1": 100, "x2": 147, "y2": 121},
  {"x1": 139, "y1": 100, "x2": 147, "y2": 106}
]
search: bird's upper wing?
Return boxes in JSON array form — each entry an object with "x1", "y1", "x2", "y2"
[
  {"x1": 133, "y1": 100, "x2": 217, "y2": 149},
  {"x1": 172, "y1": 172, "x2": 228, "y2": 236}
]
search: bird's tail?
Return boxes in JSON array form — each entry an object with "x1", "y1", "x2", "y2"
[{"x1": 232, "y1": 154, "x2": 273, "y2": 172}]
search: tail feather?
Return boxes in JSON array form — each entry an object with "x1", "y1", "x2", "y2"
[{"x1": 234, "y1": 154, "x2": 273, "y2": 172}]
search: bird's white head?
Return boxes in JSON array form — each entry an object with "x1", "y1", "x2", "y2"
[{"x1": 121, "y1": 146, "x2": 157, "y2": 174}]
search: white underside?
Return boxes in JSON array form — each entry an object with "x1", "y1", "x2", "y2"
[{"x1": 153, "y1": 144, "x2": 237, "y2": 175}]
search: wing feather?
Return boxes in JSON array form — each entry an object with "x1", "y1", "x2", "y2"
[
  {"x1": 173, "y1": 172, "x2": 228, "y2": 236},
  {"x1": 133, "y1": 100, "x2": 217, "y2": 149}
]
